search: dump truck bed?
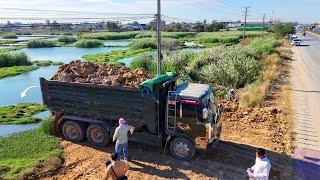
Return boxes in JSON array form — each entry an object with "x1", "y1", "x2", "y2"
[{"x1": 40, "y1": 78, "x2": 157, "y2": 132}]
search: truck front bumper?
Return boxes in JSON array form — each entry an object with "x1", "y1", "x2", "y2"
[{"x1": 195, "y1": 121, "x2": 222, "y2": 151}]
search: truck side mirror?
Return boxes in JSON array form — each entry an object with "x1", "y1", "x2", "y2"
[{"x1": 203, "y1": 108, "x2": 210, "y2": 119}]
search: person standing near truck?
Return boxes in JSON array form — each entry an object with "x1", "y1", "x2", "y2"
[{"x1": 113, "y1": 118, "x2": 135, "y2": 160}]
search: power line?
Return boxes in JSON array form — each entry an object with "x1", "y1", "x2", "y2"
[
  {"x1": 0, "y1": 7, "x2": 153, "y2": 16},
  {"x1": 262, "y1": 13, "x2": 267, "y2": 36},
  {"x1": 242, "y1": 6, "x2": 250, "y2": 40}
]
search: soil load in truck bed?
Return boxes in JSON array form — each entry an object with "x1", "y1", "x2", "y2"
[{"x1": 51, "y1": 60, "x2": 154, "y2": 88}]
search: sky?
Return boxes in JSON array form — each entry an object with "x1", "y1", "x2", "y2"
[{"x1": 0, "y1": 0, "x2": 319, "y2": 24}]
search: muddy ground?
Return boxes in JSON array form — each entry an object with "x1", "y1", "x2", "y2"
[{"x1": 39, "y1": 64, "x2": 296, "y2": 180}]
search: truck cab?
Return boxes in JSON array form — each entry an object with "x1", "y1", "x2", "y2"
[{"x1": 165, "y1": 82, "x2": 222, "y2": 160}]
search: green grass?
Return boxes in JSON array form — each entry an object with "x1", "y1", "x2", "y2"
[
  {"x1": 1, "y1": 33, "x2": 18, "y2": 39},
  {"x1": 75, "y1": 40, "x2": 103, "y2": 48},
  {"x1": 15, "y1": 32, "x2": 32, "y2": 35},
  {"x1": 81, "y1": 32, "x2": 140, "y2": 40},
  {"x1": 0, "y1": 46, "x2": 26, "y2": 53},
  {"x1": 27, "y1": 40, "x2": 55, "y2": 48},
  {"x1": 0, "y1": 124, "x2": 62, "y2": 179},
  {"x1": 82, "y1": 48, "x2": 151, "y2": 64},
  {"x1": 129, "y1": 38, "x2": 182, "y2": 50},
  {"x1": 196, "y1": 31, "x2": 263, "y2": 46},
  {"x1": 0, "y1": 66, "x2": 39, "y2": 79},
  {"x1": 80, "y1": 31, "x2": 197, "y2": 40},
  {"x1": 245, "y1": 37, "x2": 279, "y2": 57},
  {"x1": 63, "y1": 32, "x2": 73, "y2": 36},
  {"x1": 57, "y1": 36, "x2": 77, "y2": 43},
  {"x1": 33, "y1": 60, "x2": 63, "y2": 66},
  {"x1": 48, "y1": 32, "x2": 60, "y2": 35},
  {"x1": 0, "y1": 103, "x2": 48, "y2": 124},
  {"x1": 0, "y1": 52, "x2": 32, "y2": 68},
  {"x1": 0, "y1": 40, "x2": 16, "y2": 45}
]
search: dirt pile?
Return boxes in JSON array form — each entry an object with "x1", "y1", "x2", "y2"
[
  {"x1": 51, "y1": 60, "x2": 154, "y2": 88},
  {"x1": 221, "y1": 102, "x2": 290, "y2": 153}
]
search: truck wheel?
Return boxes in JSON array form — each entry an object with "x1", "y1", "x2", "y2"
[
  {"x1": 86, "y1": 124, "x2": 110, "y2": 147},
  {"x1": 169, "y1": 137, "x2": 195, "y2": 161},
  {"x1": 62, "y1": 121, "x2": 86, "y2": 142}
]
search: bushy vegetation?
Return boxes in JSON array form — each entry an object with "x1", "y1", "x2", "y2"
[
  {"x1": 82, "y1": 48, "x2": 151, "y2": 64},
  {"x1": 27, "y1": 40, "x2": 55, "y2": 48},
  {"x1": 245, "y1": 38, "x2": 279, "y2": 57},
  {"x1": 135, "y1": 34, "x2": 153, "y2": 39},
  {"x1": 2, "y1": 33, "x2": 18, "y2": 39},
  {"x1": 0, "y1": 127, "x2": 62, "y2": 179},
  {"x1": 0, "y1": 66, "x2": 38, "y2": 79},
  {"x1": 75, "y1": 40, "x2": 103, "y2": 48},
  {"x1": 15, "y1": 32, "x2": 32, "y2": 35},
  {"x1": 33, "y1": 60, "x2": 63, "y2": 66},
  {"x1": 130, "y1": 38, "x2": 157, "y2": 49},
  {"x1": 274, "y1": 23, "x2": 295, "y2": 38},
  {"x1": 129, "y1": 38, "x2": 181, "y2": 50},
  {"x1": 196, "y1": 31, "x2": 262, "y2": 45},
  {"x1": 131, "y1": 38, "x2": 278, "y2": 89},
  {"x1": 81, "y1": 32, "x2": 140, "y2": 40},
  {"x1": 63, "y1": 32, "x2": 73, "y2": 36},
  {"x1": 58, "y1": 36, "x2": 77, "y2": 43},
  {"x1": 81, "y1": 31, "x2": 197, "y2": 40},
  {"x1": 199, "y1": 47, "x2": 260, "y2": 88},
  {"x1": 0, "y1": 52, "x2": 31, "y2": 68},
  {"x1": 38, "y1": 116, "x2": 54, "y2": 135},
  {"x1": 240, "y1": 54, "x2": 282, "y2": 107},
  {"x1": 48, "y1": 32, "x2": 60, "y2": 35}
]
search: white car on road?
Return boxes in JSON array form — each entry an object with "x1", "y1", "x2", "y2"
[{"x1": 291, "y1": 39, "x2": 301, "y2": 46}]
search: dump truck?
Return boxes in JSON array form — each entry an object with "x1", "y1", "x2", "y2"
[{"x1": 40, "y1": 72, "x2": 222, "y2": 160}]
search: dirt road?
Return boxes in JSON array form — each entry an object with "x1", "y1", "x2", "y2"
[
  {"x1": 42, "y1": 105, "x2": 295, "y2": 180},
  {"x1": 291, "y1": 32, "x2": 320, "y2": 178}
]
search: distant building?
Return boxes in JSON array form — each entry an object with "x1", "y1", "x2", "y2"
[
  {"x1": 237, "y1": 20, "x2": 265, "y2": 31},
  {"x1": 139, "y1": 24, "x2": 148, "y2": 30},
  {"x1": 150, "y1": 20, "x2": 166, "y2": 27}
]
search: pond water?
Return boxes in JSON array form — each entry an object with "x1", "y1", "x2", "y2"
[
  {"x1": 46, "y1": 37, "x2": 59, "y2": 41},
  {"x1": 14, "y1": 47, "x2": 127, "y2": 63},
  {"x1": 0, "y1": 123, "x2": 40, "y2": 137},
  {"x1": 119, "y1": 57, "x2": 134, "y2": 67},
  {"x1": 0, "y1": 110, "x2": 51, "y2": 137},
  {"x1": 0, "y1": 46, "x2": 11, "y2": 49},
  {"x1": 0, "y1": 36, "x2": 46, "y2": 41},
  {"x1": 181, "y1": 48, "x2": 203, "y2": 53},
  {"x1": 0, "y1": 65, "x2": 59, "y2": 106},
  {"x1": 102, "y1": 41, "x2": 130, "y2": 46}
]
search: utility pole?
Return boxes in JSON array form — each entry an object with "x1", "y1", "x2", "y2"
[
  {"x1": 156, "y1": 0, "x2": 162, "y2": 76},
  {"x1": 262, "y1": 13, "x2": 266, "y2": 36},
  {"x1": 242, "y1": 6, "x2": 250, "y2": 40}
]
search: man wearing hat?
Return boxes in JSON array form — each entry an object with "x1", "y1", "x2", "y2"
[{"x1": 113, "y1": 118, "x2": 135, "y2": 160}]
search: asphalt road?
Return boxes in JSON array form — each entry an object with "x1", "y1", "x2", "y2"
[{"x1": 291, "y1": 32, "x2": 320, "y2": 179}]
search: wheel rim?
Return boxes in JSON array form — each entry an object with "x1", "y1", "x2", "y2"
[
  {"x1": 91, "y1": 129, "x2": 103, "y2": 143},
  {"x1": 174, "y1": 142, "x2": 190, "y2": 158},
  {"x1": 66, "y1": 126, "x2": 78, "y2": 140}
]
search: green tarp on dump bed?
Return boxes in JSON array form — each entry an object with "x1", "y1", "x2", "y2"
[{"x1": 139, "y1": 72, "x2": 176, "y2": 93}]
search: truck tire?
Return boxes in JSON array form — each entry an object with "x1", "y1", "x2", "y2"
[
  {"x1": 62, "y1": 121, "x2": 86, "y2": 142},
  {"x1": 86, "y1": 124, "x2": 110, "y2": 147},
  {"x1": 169, "y1": 137, "x2": 195, "y2": 161}
]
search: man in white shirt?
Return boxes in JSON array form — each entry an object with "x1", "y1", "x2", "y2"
[{"x1": 247, "y1": 148, "x2": 271, "y2": 180}]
